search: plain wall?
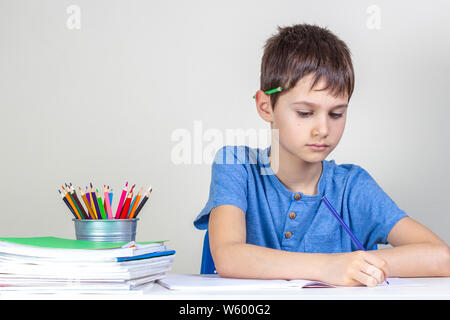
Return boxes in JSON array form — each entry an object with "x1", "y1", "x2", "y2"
[{"x1": 0, "y1": 0, "x2": 448, "y2": 273}]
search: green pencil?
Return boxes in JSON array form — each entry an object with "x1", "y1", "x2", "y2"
[
  {"x1": 253, "y1": 86, "x2": 283, "y2": 99},
  {"x1": 96, "y1": 189, "x2": 107, "y2": 219}
]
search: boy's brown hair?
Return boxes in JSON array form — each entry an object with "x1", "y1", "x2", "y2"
[{"x1": 260, "y1": 24, "x2": 355, "y2": 109}]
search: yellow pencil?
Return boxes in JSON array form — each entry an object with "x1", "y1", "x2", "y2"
[{"x1": 79, "y1": 186, "x2": 95, "y2": 219}]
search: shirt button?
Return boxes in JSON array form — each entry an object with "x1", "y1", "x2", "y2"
[
  {"x1": 285, "y1": 231, "x2": 293, "y2": 239},
  {"x1": 289, "y1": 212, "x2": 296, "y2": 219},
  {"x1": 294, "y1": 193, "x2": 302, "y2": 200}
]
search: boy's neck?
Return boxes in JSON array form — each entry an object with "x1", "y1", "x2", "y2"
[{"x1": 268, "y1": 144, "x2": 323, "y2": 196}]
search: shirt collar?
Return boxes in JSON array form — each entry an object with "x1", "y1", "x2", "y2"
[{"x1": 259, "y1": 145, "x2": 327, "y2": 201}]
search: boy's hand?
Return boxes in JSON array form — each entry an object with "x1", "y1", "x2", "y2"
[{"x1": 322, "y1": 251, "x2": 390, "y2": 287}]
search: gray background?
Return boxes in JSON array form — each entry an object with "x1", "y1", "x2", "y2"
[{"x1": 0, "y1": 0, "x2": 448, "y2": 274}]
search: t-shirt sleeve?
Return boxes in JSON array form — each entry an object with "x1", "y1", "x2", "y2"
[
  {"x1": 346, "y1": 166, "x2": 408, "y2": 249},
  {"x1": 193, "y1": 146, "x2": 248, "y2": 230}
]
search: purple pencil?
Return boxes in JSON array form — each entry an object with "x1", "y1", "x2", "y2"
[
  {"x1": 321, "y1": 195, "x2": 389, "y2": 285},
  {"x1": 90, "y1": 182, "x2": 102, "y2": 220},
  {"x1": 86, "y1": 186, "x2": 92, "y2": 206}
]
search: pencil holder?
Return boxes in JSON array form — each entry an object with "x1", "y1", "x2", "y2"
[{"x1": 73, "y1": 218, "x2": 139, "y2": 242}]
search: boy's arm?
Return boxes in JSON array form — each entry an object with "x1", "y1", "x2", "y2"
[
  {"x1": 371, "y1": 217, "x2": 450, "y2": 277},
  {"x1": 209, "y1": 204, "x2": 324, "y2": 280},
  {"x1": 209, "y1": 204, "x2": 389, "y2": 286}
]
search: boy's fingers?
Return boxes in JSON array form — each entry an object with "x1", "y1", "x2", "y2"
[
  {"x1": 362, "y1": 253, "x2": 390, "y2": 279},
  {"x1": 363, "y1": 263, "x2": 384, "y2": 284},
  {"x1": 353, "y1": 271, "x2": 378, "y2": 287}
]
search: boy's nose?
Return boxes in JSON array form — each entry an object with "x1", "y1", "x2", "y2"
[{"x1": 312, "y1": 119, "x2": 329, "y2": 137}]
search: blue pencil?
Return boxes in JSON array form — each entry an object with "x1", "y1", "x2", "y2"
[{"x1": 321, "y1": 195, "x2": 389, "y2": 285}]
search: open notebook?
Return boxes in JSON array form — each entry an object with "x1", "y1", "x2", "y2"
[{"x1": 157, "y1": 274, "x2": 422, "y2": 290}]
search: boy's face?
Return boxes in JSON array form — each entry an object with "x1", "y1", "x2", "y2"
[{"x1": 257, "y1": 73, "x2": 349, "y2": 164}]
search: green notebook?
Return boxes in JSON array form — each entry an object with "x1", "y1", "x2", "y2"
[{"x1": 0, "y1": 237, "x2": 166, "y2": 250}]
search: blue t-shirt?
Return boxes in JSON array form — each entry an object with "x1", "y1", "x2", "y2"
[{"x1": 194, "y1": 145, "x2": 408, "y2": 253}]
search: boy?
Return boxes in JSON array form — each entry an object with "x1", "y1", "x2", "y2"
[{"x1": 193, "y1": 24, "x2": 449, "y2": 286}]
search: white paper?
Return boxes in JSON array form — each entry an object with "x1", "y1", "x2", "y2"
[{"x1": 157, "y1": 274, "x2": 423, "y2": 291}]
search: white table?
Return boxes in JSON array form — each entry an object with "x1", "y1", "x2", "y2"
[{"x1": 141, "y1": 276, "x2": 450, "y2": 300}]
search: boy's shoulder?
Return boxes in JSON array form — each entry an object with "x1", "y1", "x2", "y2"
[
  {"x1": 213, "y1": 145, "x2": 267, "y2": 166},
  {"x1": 327, "y1": 159, "x2": 362, "y2": 174},
  {"x1": 327, "y1": 159, "x2": 377, "y2": 187}
]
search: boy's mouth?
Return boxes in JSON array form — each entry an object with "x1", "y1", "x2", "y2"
[
  {"x1": 307, "y1": 143, "x2": 329, "y2": 147},
  {"x1": 306, "y1": 144, "x2": 329, "y2": 151}
]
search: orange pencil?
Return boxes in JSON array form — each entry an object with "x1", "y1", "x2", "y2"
[
  {"x1": 62, "y1": 186, "x2": 82, "y2": 219},
  {"x1": 128, "y1": 187, "x2": 143, "y2": 219},
  {"x1": 69, "y1": 183, "x2": 88, "y2": 219},
  {"x1": 59, "y1": 189, "x2": 77, "y2": 219}
]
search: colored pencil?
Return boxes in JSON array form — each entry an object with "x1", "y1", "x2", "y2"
[
  {"x1": 78, "y1": 186, "x2": 94, "y2": 219},
  {"x1": 128, "y1": 187, "x2": 143, "y2": 219},
  {"x1": 115, "y1": 182, "x2": 128, "y2": 219},
  {"x1": 128, "y1": 194, "x2": 137, "y2": 218},
  {"x1": 133, "y1": 186, "x2": 152, "y2": 218},
  {"x1": 252, "y1": 86, "x2": 283, "y2": 99},
  {"x1": 104, "y1": 185, "x2": 113, "y2": 219},
  {"x1": 321, "y1": 195, "x2": 389, "y2": 285},
  {"x1": 109, "y1": 188, "x2": 113, "y2": 207},
  {"x1": 69, "y1": 183, "x2": 88, "y2": 219},
  {"x1": 64, "y1": 184, "x2": 84, "y2": 219},
  {"x1": 62, "y1": 186, "x2": 82, "y2": 219},
  {"x1": 88, "y1": 185, "x2": 98, "y2": 219},
  {"x1": 96, "y1": 189, "x2": 107, "y2": 219},
  {"x1": 120, "y1": 186, "x2": 134, "y2": 219},
  {"x1": 86, "y1": 186, "x2": 92, "y2": 207},
  {"x1": 90, "y1": 183, "x2": 102, "y2": 219},
  {"x1": 59, "y1": 189, "x2": 77, "y2": 219}
]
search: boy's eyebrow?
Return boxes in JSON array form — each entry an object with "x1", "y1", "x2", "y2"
[{"x1": 291, "y1": 101, "x2": 348, "y2": 110}]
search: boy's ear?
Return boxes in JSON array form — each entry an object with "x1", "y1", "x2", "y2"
[{"x1": 255, "y1": 90, "x2": 273, "y2": 123}]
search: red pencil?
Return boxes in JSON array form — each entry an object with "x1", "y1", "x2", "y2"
[{"x1": 119, "y1": 191, "x2": 133, "y2": 219}]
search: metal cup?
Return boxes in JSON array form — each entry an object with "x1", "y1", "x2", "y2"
[{"x1": 73, "y1": 218, "x2": 139, "y2": 242}]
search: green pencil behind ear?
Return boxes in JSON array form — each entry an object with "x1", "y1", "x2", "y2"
[{"x1": 253, "y1": 86, "x2": 283, "y2": 99}]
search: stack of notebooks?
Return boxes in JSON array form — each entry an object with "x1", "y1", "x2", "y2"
[{"x1": 0, "y1": 237, "x2": 175, "y2": 294}]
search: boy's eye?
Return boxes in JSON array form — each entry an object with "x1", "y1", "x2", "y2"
[
  {"x1": 330, "y1": 113, "x2": 343, "y2": 119},
  {"x1": 296, "y1": 111, "x2": 344, "y2": 119},
  {"x1": 297, "y1": 111, "x2": 313, "y2": 117}
]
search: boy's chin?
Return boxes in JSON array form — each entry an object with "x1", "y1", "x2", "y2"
[{"x1": 297, "y1": 151, "x2": 328, "y2": 164}]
